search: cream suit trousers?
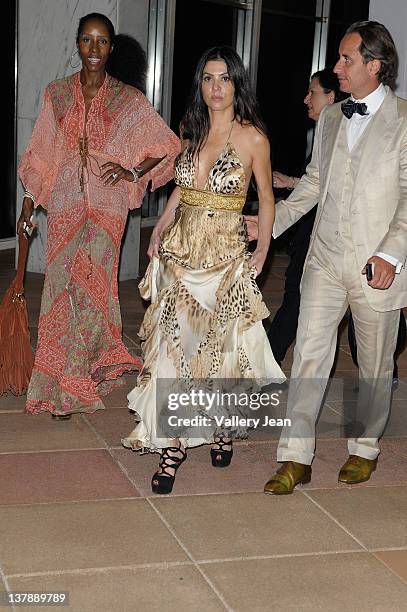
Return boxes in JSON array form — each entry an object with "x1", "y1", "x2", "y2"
[{"x1": 277, "y1": 247, "x2": 399, "y2": 465}]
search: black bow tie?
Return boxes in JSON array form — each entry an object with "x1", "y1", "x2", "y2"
[{"x1": 341, "y1": 99, "x2": 369, "y2": 119}]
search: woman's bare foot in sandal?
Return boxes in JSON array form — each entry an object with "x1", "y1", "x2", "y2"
[
  {"x1": 151, "y1": 443, "x2": 187, "y2": 494},
  {"x1": 211, "y1": 433, "x2": 233, "y2": 467}
]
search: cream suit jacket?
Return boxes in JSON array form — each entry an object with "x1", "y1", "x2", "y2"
[{"x1": 273, "y1": 89, "x2": 407, "y2": 312}]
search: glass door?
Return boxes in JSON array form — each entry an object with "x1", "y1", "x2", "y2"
[
  {"x1": 170, "y1": 0, "x2": 240, "y2": 133},
  {"x1": 257, "y1": 0, "x2": 319, "y2": 177}
]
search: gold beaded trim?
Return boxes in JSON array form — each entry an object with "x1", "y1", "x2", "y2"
[{"x1": 180, "y1": 187, "x2": 245, "y2": 212}]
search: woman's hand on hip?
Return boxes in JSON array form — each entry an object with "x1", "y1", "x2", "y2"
[{"x1": 100, "y1": 162, "x2": 134, "y2": 186}]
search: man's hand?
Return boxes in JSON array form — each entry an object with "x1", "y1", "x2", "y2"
[
  {"x1": 362, "y1": 256, "x2": 396, "y2": 289},
  {"x1": 244, "y1": 215, "x2": 259, "y2": 242},
  {"x1": 273, "y1": 171, "x2": 297, "y2": 190},
  {"x1": 251, "y1": 247, "x2": 268, "y2": 277}
]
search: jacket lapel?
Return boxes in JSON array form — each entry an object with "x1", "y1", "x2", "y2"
[
  {"x1": 312, "y1": 103, "x2": 343, "y2": 230},
  {"x1": 352, "y1": 89, "x2": 401, "y2": 196}
]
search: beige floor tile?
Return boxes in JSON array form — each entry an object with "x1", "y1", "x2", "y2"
[
  {"x1": 0, "y1": 393, "x2": 26, "y2": 413},
  {"x1": 374, "y1": 549, "x2": 407, "y2": 583},
  {"x1": 333, "y1": 348, "x2": 358, "y2": 371},
  {"x1": 325, "y1": 398, "x2": 407, "y2": 440},
  {"x1": 113, "y1": 443, "x2": 276, "y2": 497},
  {"x1": 85, "y1": 409, "x2": 135, "y2": 447},
  {"x1": 391, "y1": 382, "x2": 407, "y2": 399},
  {"x1": 122, "y1": 332, "x2": 140, "y2": 349},
  {"x1": 315, "y1": 405, "x2": 353, "y2": 438},
  {"x1": 8, "y1": 566, "x2": 224, "y2": 612},
  {"x1": 382, "y1": 437, "x2": 407, "y2": 460},
  {"x1": 100, "y1": 376, "x2": 138, "y2": 409},
  {"x1": 203, "y1": 553, "x2": 407, "y2": 612},
  {"x1": 0, "y1": 413, "x2": 102, "y2": 453},
  {"x1": 0, "y1": 450, "x2": 137, "y2": 505},
  {"x1": 153, "y1": 492, "x2": 361, "y2": 561},
  {"x1": 308, "y1": 487, "x2": 407, "y2": 549},
  {"x1": 0, "y1": 499, "x2": 187, "y2": 575},
  {"x1": 384, "y1": 400, "x2": 407, "y2": 437},
  {"x1": 325, "y1": 375, "x2": 369, "y2": 398}
]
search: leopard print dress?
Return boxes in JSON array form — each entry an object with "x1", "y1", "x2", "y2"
[{"x1": 122, "y1": 142, "x2": 285, "y2": 452}]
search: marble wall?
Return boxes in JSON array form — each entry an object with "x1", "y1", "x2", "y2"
[
  {"x1": 370, "y1": 0, "x2": 407, "y2": 99},
  {"x1": 17, "y1": 0, "x2": 150, "y2": 279}
]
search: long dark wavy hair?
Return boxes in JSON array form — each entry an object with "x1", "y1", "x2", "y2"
[
  {"x1": 181, "y1": 46, "x2": 267, "y2": 157},
  {"x1": 106, "y1": 34, "x2": 147, "y2": 93}
]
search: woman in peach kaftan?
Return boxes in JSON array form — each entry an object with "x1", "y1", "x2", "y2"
[{"x1": 19, "y1": 69, "x2": 179, "y2": 416}]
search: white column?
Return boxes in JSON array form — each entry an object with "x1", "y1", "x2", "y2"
[{"x1": 369, "y1": 0, "x2": 407, "y2": 99}]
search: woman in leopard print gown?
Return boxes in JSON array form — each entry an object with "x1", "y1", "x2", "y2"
[{"x1": 122, "y1": 47, "x2": 284, "y2": 494}]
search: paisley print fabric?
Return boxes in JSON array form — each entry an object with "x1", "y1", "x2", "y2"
[
  {"x1": 19, "y1": 72, "x2": 180, "y2": 415},
  {"x1": 123, "y1": 139, "x2": 284, "y2": 451}
]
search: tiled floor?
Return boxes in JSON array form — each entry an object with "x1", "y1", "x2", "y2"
[{"x1": 0, "y1": 236, "x2": 406, "y2": 611}]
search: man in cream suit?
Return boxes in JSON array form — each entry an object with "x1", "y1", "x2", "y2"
[{"x1": 249, "y1": 21, "x2": 407, "y2": 493}]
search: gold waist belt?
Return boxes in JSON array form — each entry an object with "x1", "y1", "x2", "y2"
[{"x1": 180, "y1": 187, "x2": 245, "y2": 212}]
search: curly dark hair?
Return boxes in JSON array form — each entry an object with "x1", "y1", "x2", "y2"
[
  {"x1": 181, "y1": 46, "x2": 267, "y2": 157},
  {"x1": 106, "y1": 34, "x2": 147, "y2": 93},
  {"x1": 346, "y1": 21, "x2": 398, "y2": 90}
]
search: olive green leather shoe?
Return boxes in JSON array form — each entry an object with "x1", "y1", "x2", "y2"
[
  {"x1": 338, "y1": 455, "x2": 377, "y2": 484},
  {"x1": 264, "y1": 461, "x2": 312, "y2": 495}
]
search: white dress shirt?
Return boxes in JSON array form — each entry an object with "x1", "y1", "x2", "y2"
[
  {"x1": 345, "y1": 84, "x2": 402, "y2": 272},
  {"x1": 346, "y1": 83, "x2": 386, "y2": 150}
]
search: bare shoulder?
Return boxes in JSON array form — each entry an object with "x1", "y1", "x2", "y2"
[{"x1": 235, "y1": 122, "x2": 269, "y2": 149}]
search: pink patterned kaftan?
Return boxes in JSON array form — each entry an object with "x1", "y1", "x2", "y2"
[{"x1": 19, "y1": 72, "x2": 180, "y2": 415}]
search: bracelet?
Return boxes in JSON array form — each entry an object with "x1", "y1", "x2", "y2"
[
  {"x1": 129, "y1": 166, "x2": 144, "y2": 183},
  {"x1": 24, "y1": 190, "x2": 36, "y2": 203},
  {"x1": 287, "y1": 177, "x2": 296, "y2": 190}
]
